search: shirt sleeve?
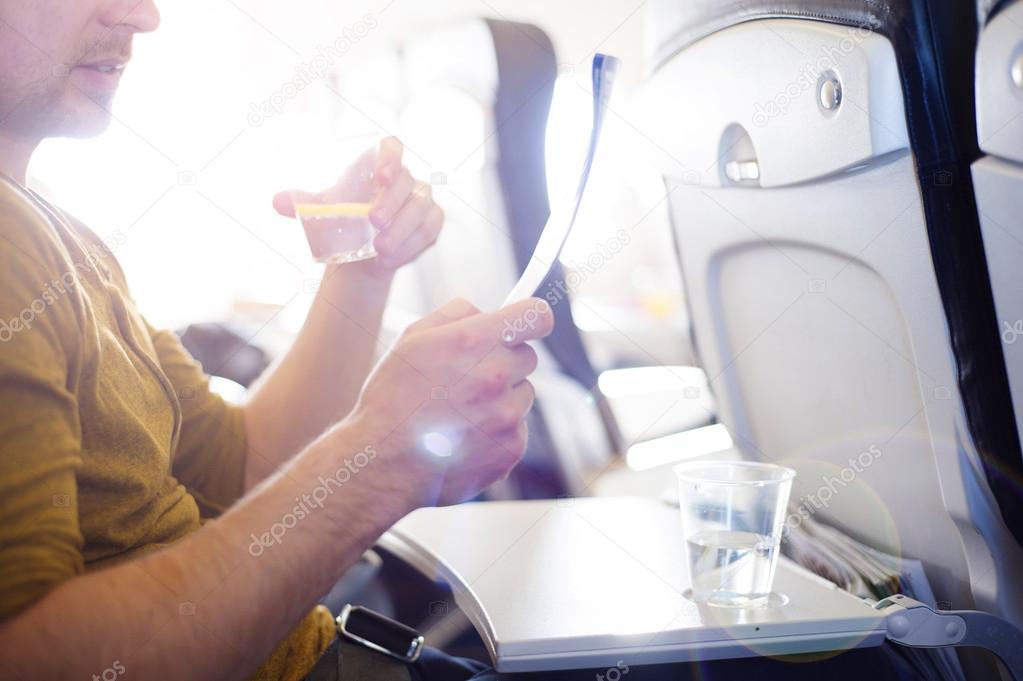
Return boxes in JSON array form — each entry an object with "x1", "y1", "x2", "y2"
[
  {"x1": 0, "y1": 196, "x2": 86, "y2": 621},
  {"x1": 146, "y1": 321, "x2": 249, "y2": 516}
]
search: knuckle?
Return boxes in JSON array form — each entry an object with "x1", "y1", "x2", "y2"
[
  {"x1": 491, "y1": 370, "x2": 510, "y2": 392},
  {"x1": 400, "y1": 320, "x2": 422, "y2": 338},
  {"x1": 472, "y1": 370, "x2": 507, "y2": 401},
  {"x1": 398, "y1": 330, "x2": 427, "y2": 354},
  {"x1": 454, "y1": 297, "x2": 478, "y2": 313},
  {"x1": 442, "y1": 297, "x2": 478, "y2": 319}
]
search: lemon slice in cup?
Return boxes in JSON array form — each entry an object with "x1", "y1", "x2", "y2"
[{"x1": 294, "y1": 202, "x2": 373, "y2": 218}]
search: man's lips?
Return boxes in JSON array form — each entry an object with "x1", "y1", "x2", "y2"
[
  {"x1": 77, "y1": 58, "x2": 128, "y2": 73},
  {"x1": 71, "y1": 58, "x2": 129, "y2": 91}
]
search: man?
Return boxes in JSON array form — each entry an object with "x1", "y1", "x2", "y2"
[
  {"x1": 0, "y1": 2, "x2": 935, "y2": 680},
  {"x1": 0, "y1": 1, "x2": 553, "y2": 679}
]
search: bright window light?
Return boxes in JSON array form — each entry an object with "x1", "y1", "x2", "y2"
[
  {"x1": 626, "y1": 424, "x2": 734, "y2": 472},
  {"x1": 598, "y1": 365, "x2": 709, "y2": 397},
  {"x1": 401, "y1": 88, "x2": 488, "y2": 174}
]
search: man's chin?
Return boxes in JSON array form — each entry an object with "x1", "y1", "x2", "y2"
[
  {"x1": 56, "y1": 97, "x2": 116, "y2": 139},
  {"x1": 61, "y1": 113, "x2": 114, "y2": 139}
]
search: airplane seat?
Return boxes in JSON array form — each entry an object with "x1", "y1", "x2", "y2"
[
  {"x1": 641, "y1": 0, "x2": 1023, "y2": 673},
  {"x1": 973, "y1": 0, "x2": 1023, "y2": 541}
]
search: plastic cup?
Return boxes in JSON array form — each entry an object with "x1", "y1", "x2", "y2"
[
  {"x1": 295, "y1": 198, "x2": 377, "y2": 265},
  {"x1": 674, "y1": 460, "x2": 795, "y2": 607}
]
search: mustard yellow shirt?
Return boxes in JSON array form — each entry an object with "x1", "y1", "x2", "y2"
[{"x1": 0, "y1": 177, "x2": 334, "y2": 680}]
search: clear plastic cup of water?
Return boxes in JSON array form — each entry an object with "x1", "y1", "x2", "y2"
[
  {"x1": 675, "y1": 460, "x2": 795, "y2": 607},
  {"x1": 294, "y1": 197, "x2": 378, "y2": 265}
]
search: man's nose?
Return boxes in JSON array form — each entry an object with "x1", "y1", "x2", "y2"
[{"x1": 103, "y1": 0, "x2": 162, "y2": 33}]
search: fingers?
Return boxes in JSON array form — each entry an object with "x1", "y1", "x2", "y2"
[
  {"x1": 509, "y1": 345, "x2": 540, "y2": 384},
  {"x1": 491, "y1": 420, "x2": 530, "y2": 481},
  {"x1": 461, "y1": 345, "x2": 538, "y2": 403},
  {"x1": 276, "y1": 136, "x2": 407, "y2": 222},
  {"x1": 370, "y1": 166, "x2": 415, "y2": 229},
  {"x1": 483, "y1": 383, "x2": 532, "y2": 472},
  {"x1": 378, "y1": 199, "x2": 443, "y2": 268},
  {"x1": 279, "y1": 136, "x2": 444, "y2": 269},
  {"x1": 408, "y1": 298, "x2": 481, "y2": 334},
  {"x1": 473, "y1": 379, "x2": 536, "y2": 437},
  {"x1": 451, "y1": 298, "x2": 555, "y2": 348},
  {"x1": 409, "y1": 298, "x2": 552, "y2": 380},
  {"x1": 374, "y1": 182, "x2": 434, "y2": 260},
  {"x1": 505, "y1": 380, "x2": 537, "y2": 429},
  {"x1": 374, "y1": 136, "x2": 404, "y2": 186},
  {"x1": 496, "y1": 298, "x2": 555, "y2": 345}
]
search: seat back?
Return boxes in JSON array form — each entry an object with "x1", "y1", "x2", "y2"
[
  {"x1": 642, "y1": 1, "x2": 1023, "y2": 632},
  {"x1": 973, "y1": 0, "x2": 1023, "y2": 539}
]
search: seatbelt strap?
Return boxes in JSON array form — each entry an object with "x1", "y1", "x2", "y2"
[
  {"x1": 339, "y1": 639, "x2": 412, "y2": 681},
  {"x1": 303, "y1": 637, "x2": 412, "y2": 681}
]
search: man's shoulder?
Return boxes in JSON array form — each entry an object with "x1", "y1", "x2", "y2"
[{"x1": 0, "y1": 178, "x2": 76, "y2": 277}]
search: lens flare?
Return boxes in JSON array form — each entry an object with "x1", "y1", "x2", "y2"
[{"x1": 423, "y1": 431, "x2": 453, "y2": 458}]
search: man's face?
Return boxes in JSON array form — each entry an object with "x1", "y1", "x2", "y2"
[{"x1": 0, "y1": 0, "x2": 160, "y2": 141}]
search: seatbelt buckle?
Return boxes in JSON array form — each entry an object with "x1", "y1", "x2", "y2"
[{"x1": 336, "y1": 604, "x2": 425, "y2": 664}]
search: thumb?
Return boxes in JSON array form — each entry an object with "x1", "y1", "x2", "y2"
[
  {"x1": 273, "y1": 190, "x2": 321, "y2": 218},
  {"x1": 407, "y1": 298, "x2": 481, "y2": 334}
]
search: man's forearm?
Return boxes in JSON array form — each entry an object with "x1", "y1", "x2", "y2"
[
  {"x1": 243, "y1": 265, "x2": 393, "y2": 488},
  {"x1": 0, "y1": 416, "x2": 413, "y2": 681}
]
